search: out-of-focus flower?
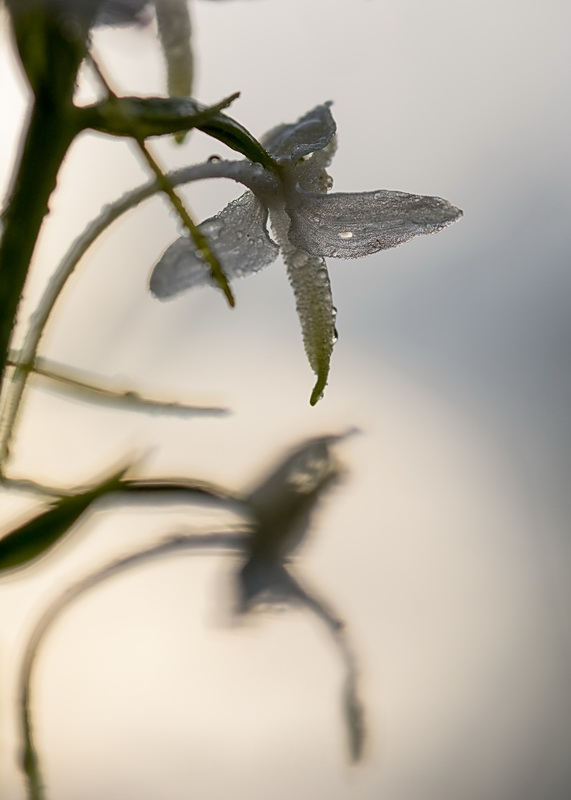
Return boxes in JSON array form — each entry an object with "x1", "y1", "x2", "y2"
[
  {"x1": 238, "y1": 431, "x2": 350, "y2": 612},
  {"x1": 150, "y1": 103, "x2": 462, "y2": 403},
  {"x1": 234, "y1": 429, "x2": 366, "y2": 760}
]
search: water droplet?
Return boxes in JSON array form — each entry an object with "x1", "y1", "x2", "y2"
[
  {"x1": 338, "y1": 231, "x2": 353, "y2": 239},
  {"x1": 208, "y1": 155, "x2": 222, "y2": 163},
  {"x1": 332, "y1": 326, "x2": 339, "y2": 345},
  {"x1": 203, "y1": 220, "x2": 223, "y2": 236}
]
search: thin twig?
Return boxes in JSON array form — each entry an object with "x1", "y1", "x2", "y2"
[{"x1": 8, "y1": 357, "x2": 227, "y2": 417}]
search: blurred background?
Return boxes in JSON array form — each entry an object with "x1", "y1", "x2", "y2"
[{"x1": 1, "y1": 0, "x2": 571, "y2": 798}]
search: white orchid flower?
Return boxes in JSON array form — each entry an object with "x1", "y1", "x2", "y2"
[{"x1": 150, "y1": 103, "x2": 462, "y2": 403}]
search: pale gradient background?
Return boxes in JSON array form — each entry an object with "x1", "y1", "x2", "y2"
[{"x1": 1, "y1": 1, "x2": 571, "y2": 798}]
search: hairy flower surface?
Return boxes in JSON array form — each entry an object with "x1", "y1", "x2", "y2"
[{"x1": 150, "y1": 104, "x2": 462, "y2": 403}]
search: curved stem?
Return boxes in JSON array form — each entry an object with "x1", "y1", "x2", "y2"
[
  {"x1": 18, "y1": 529, "x2": 365, "y2": 799},
  {"x1": 18, "y1": 531, "x2": 247, "y2": 800}
]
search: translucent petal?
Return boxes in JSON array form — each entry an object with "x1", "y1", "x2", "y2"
[
  {"x1": 288, "y1": 190, "x2": 463, "y2": 258},
  {"x1": 150, "y1": 192, "x2": 279, "y2": 299},
  {"x1": 261, "y1": 103, "x2": 336, "y2": 164},
  {"x1": 293, "y1": 136, "x2": 338, "y2": 194}
]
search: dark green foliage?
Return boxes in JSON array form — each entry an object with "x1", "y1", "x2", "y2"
[{"x1": 0, "y1": 469, "x2": 126, "y2": 571}]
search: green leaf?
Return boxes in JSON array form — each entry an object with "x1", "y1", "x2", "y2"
[
  {"x1": 81, "y1": 91, "x2": 278, "y2": 171},
  {"x1": 197, "y1": 112, "x2": 280, "y2": 172},
  {"x1": 0, "y1": 467, "x2": 127, "y2": 573},
  {"x1": 82, "y1": 93, "x2": 240, "y2": 140}
]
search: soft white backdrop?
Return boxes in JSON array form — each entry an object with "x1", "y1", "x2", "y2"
[{"x1": 1, "y1": 1, "x2": 571, "y2": 798}]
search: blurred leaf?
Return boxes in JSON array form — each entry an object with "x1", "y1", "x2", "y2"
[
  {"x1": 0, "y1": 467, "x2": 127, "y2": 573},
  {"x1": 117, "y1": 477, "x2": 242, "y2": 508},
  {"x1": 0, "y1": 473, "x2": 244, "y2": 573},
  {"x1": 155, "y1": 0, "x2": 193, "y2": 98}
]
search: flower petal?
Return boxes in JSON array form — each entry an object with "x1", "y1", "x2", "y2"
[
  {"x1": 288, "y1": 190, "x2": 463, "y2": 258},
  {"x1": 261, "y1": 103, "x2": 336, "y2": 164},
  {"x1": 149, "y1": 192, "x2": 279, "y2": 299}
]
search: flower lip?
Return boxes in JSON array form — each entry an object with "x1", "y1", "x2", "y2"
[{"x1": 262, "y1": 102, "x2": 336, "y2": 164}]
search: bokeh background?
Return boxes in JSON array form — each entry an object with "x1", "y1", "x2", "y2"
[{"x1": 1, "y1": 0, "x2": 571, "y2": 798}]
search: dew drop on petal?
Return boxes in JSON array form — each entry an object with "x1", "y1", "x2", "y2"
[{"x1": 208, "y1": 155, "x2": 222, "y2": 163}]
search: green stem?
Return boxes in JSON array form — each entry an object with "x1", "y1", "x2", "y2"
[{"x1": 0, "y1": 98, "x2": 80, "y2": 414}]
